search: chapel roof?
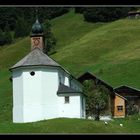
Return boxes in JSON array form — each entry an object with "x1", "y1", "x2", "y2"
[
  {"x1": 10, "y1": 47, "x2": 60, "y2": 70},
  {"x1": 57, "y1": 84, "x2": 84, "y2": 97},
  {"x1": 57, "y1": 84, "x2": 81, "y2": 94}
]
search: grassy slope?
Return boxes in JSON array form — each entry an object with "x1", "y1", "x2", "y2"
[
  {"x1": 0, "y1": 37, "x2": 30, "y2": 122},
  {"x1": 51, "y1": 10, "x2": 105, "y2": 50},
  {"x1": 51, "y1": 10, "x2": 140, "y2": 89},
  {"x1": 0, "y1": 117, "x2": 140, "y2": 133},
  {"x1": 0, "y1": 10, "x2": 140, "y2": 133}
]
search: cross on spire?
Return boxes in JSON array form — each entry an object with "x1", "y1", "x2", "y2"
[{"x1": 35, "y1": 8, "x2": 39, "y2": 20}]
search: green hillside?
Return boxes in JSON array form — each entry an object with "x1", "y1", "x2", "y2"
[
  {"x1": 51, "y1": 10, "x2": 140, "y2": 89},
  {"x1": 0, "y1": 9, "x2": 140, "y2": 133}
]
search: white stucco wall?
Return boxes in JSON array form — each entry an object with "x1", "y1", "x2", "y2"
[
  {"x1": 12, "y1": 66, "x2": 60, "y2": 122},
  {"x1": 58, "y1": 94, "x2": 86, "y2": 119},
  {"x1": 41, "y1": 67, "x2": 59, "y2": 120},
  {"x1": 58, "y1": 95, "x2": 81, "y2": 118},
  {"x1": 22, "y1": 68, "x2": 43, "y2": 122},
  {"x1": 12, "y1": 66, "x2": 85, "y2": 123},
  {"x1": 12, "y1": 69, "x2": 24, "y2": 123}
]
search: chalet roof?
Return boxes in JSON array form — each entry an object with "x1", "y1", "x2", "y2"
[
  {"x1": 115, "y1": 93, "x2": 127, "y2": 100},
  {"x1": 57, "y1": 84, "x2": 82, "y2": 94},
  {"x1": 10, "y1": 47, "x2": 60, "y2": 70},
  {"x1": 77, "y1": 71, "x2": 113, "y2": 92},
  {"x1": 114, "y1": 85, "x2": 140, "y2": 95}
]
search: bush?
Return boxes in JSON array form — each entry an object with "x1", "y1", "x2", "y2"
[{"x1": 126, "y1": 103, "x2": 139, "y2": 115}]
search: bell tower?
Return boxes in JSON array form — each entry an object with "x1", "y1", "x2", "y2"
[{"x1": 30, "y1": 18, "x2": 44, "y2": 51}]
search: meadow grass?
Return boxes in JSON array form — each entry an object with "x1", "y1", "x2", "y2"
[{"x1": 0, "y1": 116, "x2": 140, "y2": 133}]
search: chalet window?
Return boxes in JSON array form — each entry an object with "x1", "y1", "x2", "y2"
[
  {"x1": 117, "y1": 106, "x2": 123, "y2": 112},
  {"x1": 65, "y1": 96, "x2": 69, "y2": 104}
]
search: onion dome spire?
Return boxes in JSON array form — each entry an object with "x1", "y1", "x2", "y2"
[{"x1": 31, "y1": 9, "x2": 43, "y2": 34}]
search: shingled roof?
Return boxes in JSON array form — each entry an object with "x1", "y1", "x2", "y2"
[
  {"x1": 57, "y1": 84, "x2": 81, "y2": 94},
  {"x1": 114, "y1": 85, "x2": 140, "y2": 94},
  {"x1": 77, "y1": 71, "x2": 113, "y2": 92},
  {"x1": 10, "y1": 47, "x2": 60, "y2": 71}
]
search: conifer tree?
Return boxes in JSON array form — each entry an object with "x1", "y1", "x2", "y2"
[
  {"x1": 43, "y1": 19, "x2": 56, "y2": 54},
  {"x1": 4, "y1": 23, "x2": 12, "y2": 44},
  {"x1": 14, "y1": 17, "x2": 30, "y2": 38},
  {"x1": 0, "y1": 29, "x2": 6, "y2": 46}
]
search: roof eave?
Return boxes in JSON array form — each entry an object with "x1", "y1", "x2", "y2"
[
  {"x1": 57, "y1": 92, "x2": 86, "y2": 97},
  {"x1": 9, "y1": 64, "x2": 61, "y2": 72},
  {"x1": 114, "y1": 85, "x2": 140, "y2": 93},
  {"x1": 115, "y1": 93, "x2": 127, "y2": 100}
]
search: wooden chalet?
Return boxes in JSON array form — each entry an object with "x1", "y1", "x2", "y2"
[
  {"x1": 77, "y1": 72, "x2": 115, "y2": 117},
  {"x1": 114, "y1": 85, "x2": 140, "y2": 115},
  {"x1": 77, "y1": 72, "x2": 140, "y2": 118}
]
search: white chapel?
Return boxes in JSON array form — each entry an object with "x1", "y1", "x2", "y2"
[{"x1": 10, "y1": 18, "x2": 86, "y2": 123}]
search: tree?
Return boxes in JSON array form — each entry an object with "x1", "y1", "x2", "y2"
[
  {"x1": 43, "y1": 19, "x2": 57, "y2": 54},
  {"x1": 4, "y1": 23, "x2": 12, "y2": 44},
  {"x1": 0, "y1": 7, "x2": 70, "y2": 34},
  {"x1": 0, "y1": 29, "x2": 6, "y2": 46},
  {"x1": 74, "y1": 7, "x2": 86, "y2": 13},
  {"x1": 14, "y1": 17, "x2": 30, "y2": 38},
  {"x1": 83, "y1": 7, "x2": 137, "y2": 23},
  {"x1": 0, "y1": 23, "x2": 12, "y2": 46},
  {"x1": 83, "y1": 80, "x2": 109, "y2": 121}
]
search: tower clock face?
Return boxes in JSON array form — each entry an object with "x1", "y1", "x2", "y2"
[{"x1": 33, "y1": 38, "x2": 40, "y2": 46}]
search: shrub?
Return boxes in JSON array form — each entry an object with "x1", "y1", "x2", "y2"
[{"x1": 126, "y1": 103, "x2": 139, "y2": 115}]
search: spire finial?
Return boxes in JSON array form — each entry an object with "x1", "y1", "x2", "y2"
[
  {"x1": 36, "y1": 8, "x2": 38, "y2": 21},
  {"x1": 31, "y1": 8, "x2": 43, "y2": 34}
]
